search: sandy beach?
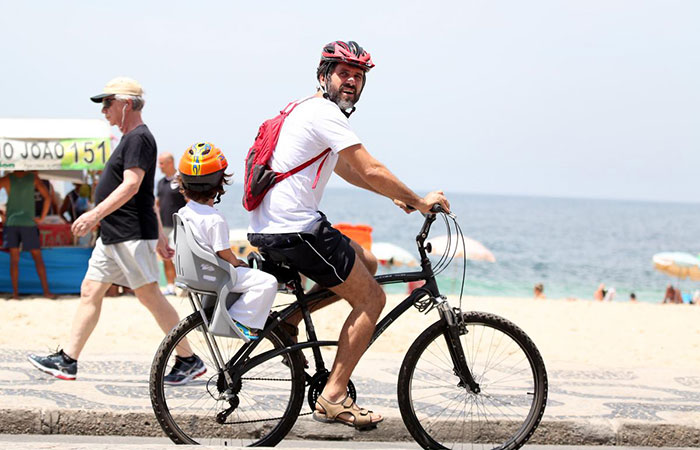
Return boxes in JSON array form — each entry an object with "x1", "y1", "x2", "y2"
[{"x1": 2, "y1": 293, "x2": 699, "y2": 372}]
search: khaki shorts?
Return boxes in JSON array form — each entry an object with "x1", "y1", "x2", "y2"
[{"x1": 85, "y1": 238, "x2": 159, "y2": 289}]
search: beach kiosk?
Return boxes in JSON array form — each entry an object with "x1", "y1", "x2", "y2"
[{"x1": 0, "y1": 118, "x2": 111, "y2": 294}]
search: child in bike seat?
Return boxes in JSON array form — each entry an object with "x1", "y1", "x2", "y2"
[{"x1": 176, "y1": 142, "x2": 278, "y2": 340}]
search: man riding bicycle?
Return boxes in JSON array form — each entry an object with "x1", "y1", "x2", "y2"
[{"x1": 247, "y1": 40, "x2": 450, "y2": 429}]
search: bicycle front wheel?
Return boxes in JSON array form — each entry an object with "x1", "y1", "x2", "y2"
[
  {"x1": 150, "y1": 311, "x2": 306, "y2": 447},
  {"x1": 397, "y1": 311, "x2": 547, "y2": 450}
]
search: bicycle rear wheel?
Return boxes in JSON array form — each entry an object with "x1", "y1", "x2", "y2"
[
  {"x1": 397, "y1": 311, "x2": 547, "y2": 450},
  {"x1": 150, "y1": 311, "x2": 306, "y2": 447}
]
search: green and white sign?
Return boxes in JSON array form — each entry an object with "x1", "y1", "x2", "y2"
[
  {"x1": 0, "y1": 118, "x2": 112, "y2": 171},
  {"x1": 0, "y1": 138, "x2": 111, "y2": 170}
]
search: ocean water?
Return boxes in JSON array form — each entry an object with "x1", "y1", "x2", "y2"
[{"x1": 217, "y1": 184, "x2": 700, "y2": 304}]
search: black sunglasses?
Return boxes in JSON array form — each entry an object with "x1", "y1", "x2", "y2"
[{"x1": 102, "y1": 97, "x2": 115, "y2": 109}]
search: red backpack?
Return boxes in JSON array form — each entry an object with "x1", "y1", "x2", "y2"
[{"x1": 242, "y1": 98, "x2": 331, "y2": 211}]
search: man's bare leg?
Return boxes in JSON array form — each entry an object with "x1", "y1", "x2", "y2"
[
  {"x1": 133, "y1": 281, "x2": 193, "y2": 356},
  {"x1": 317, "y1": 257, "x2": 385, "y2": 424},
  {"x1": 29, "y1": 248, "x2": 57, "y2": 299},
  {"x1": 9, "y1": 248, "x2": 20, "y2": 299},
  {"x1": 64, "y1": 279, "x2": 112, "y2": 360},
  {"x1": 285, "y1": 240, "x2": 378, "y2": 329}
]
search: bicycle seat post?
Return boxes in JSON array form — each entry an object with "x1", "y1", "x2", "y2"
[{"x1": 293, "y1": 280, "x2": 327, "y2": 373}]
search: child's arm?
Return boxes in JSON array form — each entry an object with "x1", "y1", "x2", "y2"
[{"x1": 216, "y1": 248, "x2": 249, "y2": 268}]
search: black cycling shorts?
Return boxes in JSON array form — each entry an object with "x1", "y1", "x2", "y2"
[{"x1": 248, "y1": 217, "x2": 356, "y2": 288}]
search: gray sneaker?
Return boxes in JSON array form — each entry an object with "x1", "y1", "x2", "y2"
[
  {"x1": 163, "y1": 355, "x2": 206, "y2": 386},
  {"x1": 27, "y1": 349, "x2": 77, "y2": 380}
]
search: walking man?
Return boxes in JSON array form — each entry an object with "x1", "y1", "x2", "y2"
[
  {"x1": 28, "y1": 77, "x2": 203, "y2": 382},
  {"x1": 156, "y1": 152, "x2": 186, "y2": 296},
  {"x1": 247, "y1": 41, "x2": 450, "y2": 428},
  {"x1": 0, "y1": 171, "x2": 56, "y2": 299}
]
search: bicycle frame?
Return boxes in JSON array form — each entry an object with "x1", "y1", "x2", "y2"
[{"x1": 201, "y1": 209, "x2": 480, "y2": 394}]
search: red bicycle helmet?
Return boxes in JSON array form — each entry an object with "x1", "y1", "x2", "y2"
[
  {"x1": 178, "y1": 142, "x2": 228, "y2": 192},
  {"x1": 319, "y1": 40, "x2": 374, "y2": 71}
]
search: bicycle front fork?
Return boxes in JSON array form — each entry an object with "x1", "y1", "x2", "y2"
[{"x1": 436, "y1": 301, "x2": 481, "y2": 394}]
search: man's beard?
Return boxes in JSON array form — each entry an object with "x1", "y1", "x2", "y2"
[{"x1": 326, "y1": 83, "x2": 361, "y2": 111}]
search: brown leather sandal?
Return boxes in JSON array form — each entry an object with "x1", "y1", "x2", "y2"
[{"x1": 312, "y1": 394, "x2": 383, "y2": 430}]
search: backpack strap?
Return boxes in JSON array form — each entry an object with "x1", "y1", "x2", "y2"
[
  {"x1": 276, "y1": 148, "x2": 331, "y2": 186},
  {"x1": 276, "y1": 96, "x2": 332, "y2": 189}
]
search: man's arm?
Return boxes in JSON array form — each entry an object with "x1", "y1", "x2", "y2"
[
  {"x1": 337, "y1": 144, "x2": 450, "y2": 214},
  {"x1": 334, "y1": 157, "x2": 379, "y2": 194},
  {"x1": 71, "y1": 167, "x2": 144, "y2": 237},
  {"x1": 33, "y1": 174, "x2": 50, "y2": 223}
]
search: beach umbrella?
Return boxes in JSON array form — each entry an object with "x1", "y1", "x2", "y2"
[
  {"x1": 427, "y1": 235, "x2": 496, "y2": 262},
  {"x1": 652, "y1": 252, "x2": 700, "y2": 281},
  {"x1": 371, "y1": 242, "x2": 418, "y2": 267}
]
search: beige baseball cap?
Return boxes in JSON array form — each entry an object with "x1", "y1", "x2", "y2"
[{"x1": 90, "y1": 77, "x2": 144, "y2": 102}]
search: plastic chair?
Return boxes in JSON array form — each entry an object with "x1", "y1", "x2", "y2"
[{"x1": 172, "y1": 213, "x2": 248, "y2": 341}]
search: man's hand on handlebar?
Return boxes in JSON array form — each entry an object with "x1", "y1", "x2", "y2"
[
  {"x1": 419, "y1": 191, "x2": 450, "y2": 214},
  {"x1": 394, "y1": 191, "x2": 450, "y2": 215}
]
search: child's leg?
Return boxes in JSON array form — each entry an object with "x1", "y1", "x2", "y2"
[{"x1": 228, "y1": 267, "x2": 278, "y2": 330}]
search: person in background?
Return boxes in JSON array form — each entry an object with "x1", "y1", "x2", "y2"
[
  {"x1": 0, "y1": 171, "x2": 57, "y2": 299},
  {"x1": 34, "y1": 178, "x2": 60, "y2": 217},
  {"x1": 156, "y1": 152, "x2": 186, "y2": 296},
  {"x1": 533, "y1": 283, "x2": 546, "y2": 299},
  {"x1": 602, "y1": 287, "x2": 616, "y2": 302},
  {"x1": 662, "y1": 284, "x2": 682, "y2": 304},
  {"x1": 59, "y1": 183, "x2": 92, "y2": 223},
  {"x1": 629, "y1": 292, "x2": 637, "y2": 302},
  {"x1": 593, "y1": 283, "x2": 606, "y2": 301}
]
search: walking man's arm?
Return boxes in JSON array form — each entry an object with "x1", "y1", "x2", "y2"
[{"x1": 71, "y1": 167, "x2": 144, "y2": 237}]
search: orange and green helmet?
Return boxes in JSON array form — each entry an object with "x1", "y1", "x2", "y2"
[{"x1": 178, "y1": 142, "x2": 228, "y2": 192}]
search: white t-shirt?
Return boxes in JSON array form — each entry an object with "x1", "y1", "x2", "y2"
[
  {"x1": 249, "y1": 96, "x2": 361, "y2": 234},
  {"x1": 178, "y1": 201, "x2": 230, "y2": 254}
]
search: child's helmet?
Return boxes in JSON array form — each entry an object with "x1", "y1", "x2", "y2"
[{"x1": 178, "y1": 142, "x2": 228, "y2": 191}]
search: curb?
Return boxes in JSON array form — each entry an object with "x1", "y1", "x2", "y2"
[{"x1": 1, "y1": 409, "x2": 699, "y2": 447}]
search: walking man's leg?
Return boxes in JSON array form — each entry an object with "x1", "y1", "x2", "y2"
[
  {"x1": 133, "y1": 281, "x2": 193, "y2": 356},
  {"x1": 27, "y1": 278, "x2": 110, "y2": 379},
  {"x1": 64, "y1": 279, "x2": 112, "y2": 360}
]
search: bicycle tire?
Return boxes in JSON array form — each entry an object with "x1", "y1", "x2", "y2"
[
  {"x1": 150, "y1": 311, "x2": 306, "y2": 447},
  {"x1": 397, "y1": 311, "x2": 547, "y2": 450}
]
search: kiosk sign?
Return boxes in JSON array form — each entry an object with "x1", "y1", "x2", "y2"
[{"x1": 0, "y1": 137, "x2": 111, "y2": 170}]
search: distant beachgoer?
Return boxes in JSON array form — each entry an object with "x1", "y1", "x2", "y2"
[
  {"x1": 0, "y1": 171, "x2": 57, "y2": 300},
  {"x1": 59, "y1": 183, "x2": 92, "y2": 223},
  {"x1": 533, "y1": 283, "x2": 546, "y2": 299},
  {"x1": 593, "y1": 283, "x2": 606, "y2": 301},
  {"x1": 156, "y1": 152, "x2": 186, "y2": 296},
  {"x1": 663, "y1": 284, "x2": 674, "y2": 303},
  {"x1": 27, "y1": 77, "x2": 199, "y2": 382},
  {"x1": 673, "y1": 287, "x2": 683, "y2": 304},
  {"x1": 602, "y1": 287, "x2": 616, "y2": 302},
  {"x1": 629, "y1": 292, "x2": 637, "y2": 302}
]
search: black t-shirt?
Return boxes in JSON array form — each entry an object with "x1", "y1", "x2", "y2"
[
  {"x1": 94, "y1": 124, "x2": 158, "y2": 244},
  {"x1": 157, "y1": 176, "x2": 186, "y2": 227}
]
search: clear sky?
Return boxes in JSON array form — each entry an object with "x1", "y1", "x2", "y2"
[{"x1": 1, "y1": 1, "x2": 698, "y2": 203}]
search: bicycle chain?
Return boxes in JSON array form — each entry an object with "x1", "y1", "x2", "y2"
[{"x1": 222, "y1": 410, "x2": 312, "y2": 425}]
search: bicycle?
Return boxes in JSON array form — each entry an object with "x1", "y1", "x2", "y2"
[{"x1": 149, "y1": 206, "x2": 548, "y2": 449}]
